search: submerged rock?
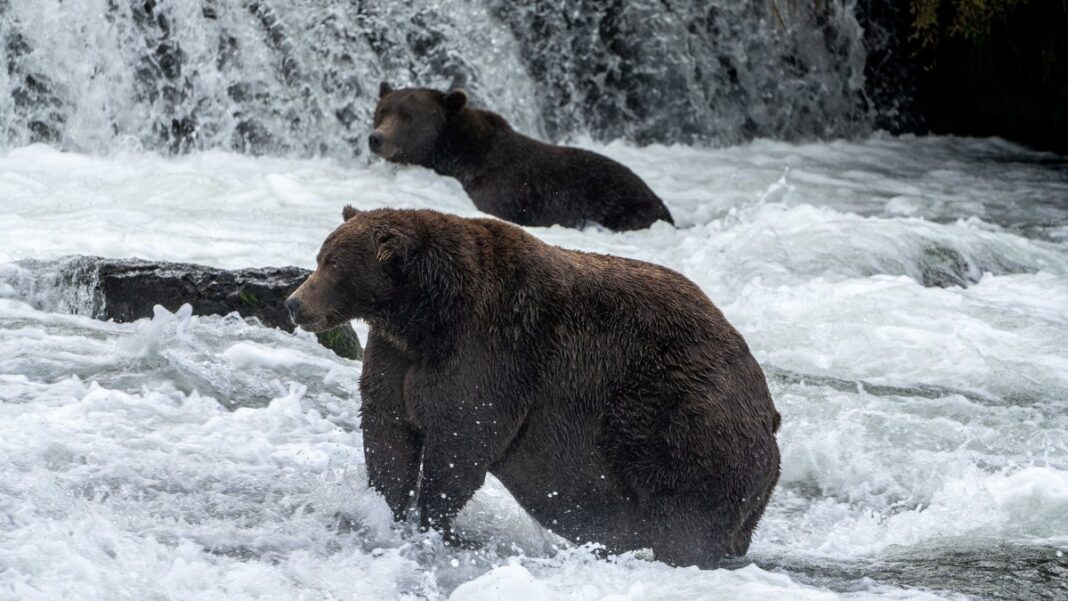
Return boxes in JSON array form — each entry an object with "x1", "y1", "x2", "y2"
[{"x1": 10, "y1": 256, "x2": 362, "y2": 360}]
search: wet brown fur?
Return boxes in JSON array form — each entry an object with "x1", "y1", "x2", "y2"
[
  {"x1": 287, "y1": 207, "x2": 780, "y2": 568},
  {"x1": 370, "y1": 83, "x2": 675, "y2": 231}
]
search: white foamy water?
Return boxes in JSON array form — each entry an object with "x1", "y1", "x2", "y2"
[{"x1": 1, "y1": 136, "x2": 1066, "y2": 599}]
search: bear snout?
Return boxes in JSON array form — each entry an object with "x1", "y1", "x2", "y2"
[
  {"x1": 284, "y1": 295, "x2": 303, "y2": 324},
  {"x1": 368, "y1": 131, "x2": 385, "y2": 153}
]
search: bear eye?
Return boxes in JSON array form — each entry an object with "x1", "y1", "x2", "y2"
[{"x1": 398, "y1": 111, "x2": 412, "y2": 121}]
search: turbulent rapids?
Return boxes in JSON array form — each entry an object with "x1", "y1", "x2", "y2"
[{"x1": 1, "y1": 138, "x2": 1067, "y2": 599}]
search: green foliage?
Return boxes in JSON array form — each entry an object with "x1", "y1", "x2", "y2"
[
  {"x1": 237, "y1": 288, "x2": 260, "y2": 307},
  {"x1": 911, "y1": 0, "x2": 1031, "y2": 48}
]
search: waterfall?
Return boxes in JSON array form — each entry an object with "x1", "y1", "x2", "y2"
[{"x1": 0, "y1": 0, "x2": 870, "y2": 158}]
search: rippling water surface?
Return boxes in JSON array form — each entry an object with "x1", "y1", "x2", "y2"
[{"x1": 1, "y1": 136, "x2": 1066, "y2": 600}]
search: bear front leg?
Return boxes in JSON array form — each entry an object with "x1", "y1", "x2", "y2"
[
  {"x1": 362, "y1": 410, "x2": 422, "y2": 522},
  {"x1": 359, "y1": 329, "x2": 421, "y2": 522},
  {"x1": 406, "y1": 356, "x2": 532, "y2": 546},
  {"x1": 416, "y1": 435, "x2": 494, "y2": 545}
]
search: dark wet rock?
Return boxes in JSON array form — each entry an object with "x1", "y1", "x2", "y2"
[
  {"x1": 155, "y1": 41, "x2": 184, "y2": 81},
  {"x1": 5, "y1": 30, "x2": 67, "y2": 145},
  {"x1": 168, "y1": 115, "x2": 198, "y2": 153},
  {"x1": 232, "y1": 118, "x2": 278, "y2": 154},
  {"x1": 762, "y1": 543, "x2": 1068, "y2": 601},
  {"x1": 13, "y1": 256, "x2": 362, "y2": 360},
  {"x1": 857, "y1": 0, "x2": 1068, "y2": 154},
  {"x1": 918, "y1": 243, "x2": 980, "y2": 288}
]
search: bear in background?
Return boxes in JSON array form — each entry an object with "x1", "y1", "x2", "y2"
[
  {"x1": 368, "y1": 83, "x2": 674, "y2": 231},
  {"x1": 286, "y1": 206, "x2": 780, "y2": 568}
]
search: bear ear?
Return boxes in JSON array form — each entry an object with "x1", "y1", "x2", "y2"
[
  {"x1": 373, "y1": 223, "x2": 412, "y2": 263},
  {"x1": 379, "y1": 81, "x2": 393, "y2": 98},
  {"x1": 444, "y1": 89, "x2": 468, "y2": 113},
  {"x1": 342, "y1": 205, "x2": 360, "y2": 222}
]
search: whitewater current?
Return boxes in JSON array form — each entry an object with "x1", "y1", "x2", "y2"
[{"x1": 1, "y1": 136, "x2": 1067, "y2": 599}]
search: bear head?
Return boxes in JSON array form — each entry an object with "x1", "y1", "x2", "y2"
[
  {"x1": 368, "y1": 82, "x2": 468, "y2": 166},
  {"x1": 285, "y1": 205, "x2": 420, "y2": 333}
]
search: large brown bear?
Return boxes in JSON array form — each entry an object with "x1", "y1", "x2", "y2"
[
  {"x1": 368, "y1": 82, "x2": 674, "y2": 231},
  {"x1": 286, "y1": 207, "x2": 780, "y2": 568}
]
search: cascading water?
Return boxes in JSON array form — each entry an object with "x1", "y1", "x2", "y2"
[
  {"x1": 490, "y1": 0, "x2": 869, "y2": 144},
  {"x1": 0, "y1": 0, "x2": 870, "y2": 157}
]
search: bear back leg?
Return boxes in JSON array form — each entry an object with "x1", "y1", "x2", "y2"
[
  {"x1": 641, "y1": 495, "x2": 741, "y2": 569},
  {"x1": 728, "y1": 462, "x2": 780, "y2": 556}
]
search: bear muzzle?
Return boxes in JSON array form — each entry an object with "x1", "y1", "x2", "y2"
[
  {"x1": 368, "y1": 131, "x2": 385, "y2": 153},
  {"x1": 368, "y1": 128, "x2": 403, "y2": 161},
  {"x1": 284, "y1": 292, "x2": 328, "y2": 332},
  {"x1": 284, "y1": 295, "x2": 302, "y2": 321}
]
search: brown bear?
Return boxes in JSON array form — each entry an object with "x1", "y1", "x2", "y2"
[
  {"x1": 285, "y1": 207, "x2": 780, "y2": 568},
  {"x1": 368, "y1": 82, "x2": 674, "y2": 231}
]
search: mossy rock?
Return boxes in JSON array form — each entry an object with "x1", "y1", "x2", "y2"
[
  {"x1": 316, "y1": 327, "x2": 364, "y2": 361},
  {"x1": 32, "y1": 256, "x2": 365, "y2": 361}
]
